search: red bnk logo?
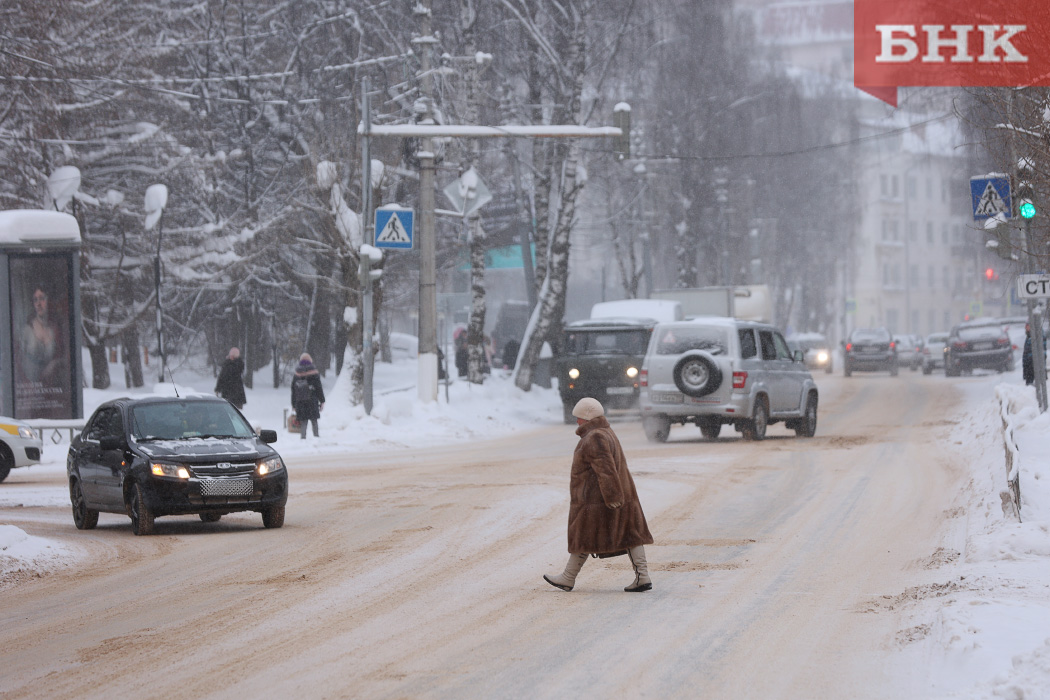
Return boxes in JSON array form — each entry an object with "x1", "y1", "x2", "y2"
[{"x1": 855, "y1": 0, "x2": 1050, "y2": 106}]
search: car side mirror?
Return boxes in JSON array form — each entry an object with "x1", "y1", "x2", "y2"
[
  {"x1": 100, "y1": 435, "x2": 124, "y2": 451},
  {"x1": 793, "y1": 349, "x2": 804, "y2": 363},
  {"x1": 258, "y1": 429, "x2": 278, "y2": 444}
]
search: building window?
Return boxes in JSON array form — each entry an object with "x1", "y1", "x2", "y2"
[
  {"x1": 943, "y1": 266, "x2": 950, "y2": 290},
  {"x1": 906, "y1": 176, "x2": 917, "y2": 200},
  {"x1": 926, "y1": 178, "x2": 933, "y2": 199},
  {"x1": 928, "y1": 309, "x2": 936, "y2": 331},
  {"x1": 909, "y1": 221, "x2": 918, "y2": 242},
  {"x1": 887, "y1": 309, "x2": 899, "y2": 332},
  {"x1": 883, "y1": 264, "x2": 890, "y2": 285},
  {"x1": 942, "y1": 224, "x2": 949, "y2": 244},
  {"x1": 881, "y1": 174, "x2": 889, "y2": 197},
  {"x1": 911, "y1": 310, "x2": 919, "y2": 333},
  {"x1": 944, "y1": 311, "x2": 951, "y2": 328},
  {"x1": 890, "y1": 219, "x2": 899, "y2": 241},
  {"x1": 910, "y1": 264, "x2": 919, "y2": 286},
  {"x1": 928, "y1": 265, "x2": 935, "y2": 287},
  {"x1": 926, "y1": 222, "x2": 934, "y2": 244},
  {"x1": 894, "y1": 264, "x2": 902, "y2": 286},
  {"x1": 892, "y1": 175, "x2": 900, "y2": 198}
]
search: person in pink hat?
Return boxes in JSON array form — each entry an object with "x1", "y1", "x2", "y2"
[{"x1": 291, "y1": 353, "x2": 325, "y2": 439}]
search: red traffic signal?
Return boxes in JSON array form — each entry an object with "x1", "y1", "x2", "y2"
[{"x1": 984, "y1": 267, "x2": 998, "y2": 281}]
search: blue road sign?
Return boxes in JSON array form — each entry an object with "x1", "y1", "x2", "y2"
[
  {"x1": 970, "y1": 175, "x2": 1012, "y2": 220},
  {"x1": 374, "y1": 207, "x2": 414, "y2": 250}
]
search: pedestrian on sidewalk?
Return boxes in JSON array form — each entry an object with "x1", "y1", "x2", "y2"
[
  {"x1": 1023, "y1": 324, "x2": 1035, "y2": 386},
  {"x1": 291, "y1": 353, "x2": 325, "y2": 439},
  {"x1": 214, "y1": 347, "x2": 246, "y2": 409},
  {"x1": 544, "y1": 397, "x2": 654, "y2": 593}
]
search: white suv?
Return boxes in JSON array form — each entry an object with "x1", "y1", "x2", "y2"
[{"x1": 638, "y1": 318, "x2": 819, "y2": 442}]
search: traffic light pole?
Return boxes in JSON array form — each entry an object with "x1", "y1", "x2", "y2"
[{"x1": 1023, "y1": 216, "x2": 1048, "y2": 412}]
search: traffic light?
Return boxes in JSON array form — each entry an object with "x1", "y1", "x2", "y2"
[
  {"x1": 984, "y1": 267, "x2": 999, "y2": 282},
  {"x1": 1017, "y1": 174, "x2": 1037, "y2": 219}
]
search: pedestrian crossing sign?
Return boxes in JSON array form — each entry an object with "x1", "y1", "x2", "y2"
[
  {"x1": 970, "y1": 175, "x2": 1011, "y2": 221},
  {"x1": 374, "y1": 207, "x2": 414, "y2": 250}
]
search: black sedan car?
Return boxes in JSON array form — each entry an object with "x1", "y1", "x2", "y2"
[
  {"x1": 945, "y1": 319, "x2": 1014, "y2": 376},
  {"x1": 67, "y1": 396, "x2": 288, "y2": 535},
  {"x1": 843, "y1": 327, "x2": 898, "y2": 376}
]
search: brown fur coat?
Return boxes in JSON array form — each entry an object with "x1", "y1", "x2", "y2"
[{"x1": 566, "y1": 416, "x2": 654, "y2": 554}]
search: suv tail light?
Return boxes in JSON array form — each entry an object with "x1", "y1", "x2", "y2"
[
  {"x1": 889, "y1": 341, "x2": 896, "y2": 349},
  {"x1": 732, "y1": 371, "x2": 747, "y2": 389},
  {"x1": 996, "y1": 336, "x2": 1010, "y2": 346},
  {"x1": 639, "y1": 369, "x2": 648, "y2": 388},
  {"x1": 845, "y1": 342, "x2": 853, "y2": 352}
]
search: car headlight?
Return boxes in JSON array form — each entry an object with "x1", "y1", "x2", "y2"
[
  {"x1": 18, "y1": 426, "x2": 36, "y2": 440},
  {"x1": 816, "y1": 351, "x2": 828, "y2": 363},
  {"x1": 257, "y1": 455, "x2": 284, "y2": 476},
  {"x1": 626, "y1": 366, "x2": 639, "y2": 378},
  {"x1": 151, "y1": 462, "x2": 190, "y2": 479},
  {"x1": 568, "y1": 368, "x2": 580, "y2": 379}
]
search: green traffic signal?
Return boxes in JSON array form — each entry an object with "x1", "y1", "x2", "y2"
[{"x1": 1020, "y1": 199, "x2": 1037, "y2": 219}]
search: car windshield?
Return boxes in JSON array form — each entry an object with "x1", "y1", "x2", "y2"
[
  {"x1": 130, "y1": 401, "x2": 255, "y2": 441},
  {"x1": 957, "y1": 325, "x2": 1004, "y2": 340},
  {"x1": 793, "y1": 338, "x2": 828, "y2": 351},
  {"x1": 654, "y1": 327, "x2": 729, "y2": 355},
  {"x1": 563, "y1": 329, "x2": 650, "y2": 355},
  {"x1": 852, "y1": 330, "x2": 889, "y2": 342},
  {"x1": 926, "y1": 335, "x2": 948, "y2": 345}
]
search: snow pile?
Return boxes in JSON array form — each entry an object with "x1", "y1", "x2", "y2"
[
  {"x1": 916, "y1": 381, "x2": 1050, "y2": 699},
  {"x1": 0, "y1": 524, "x2": 77, "y2": 583}
]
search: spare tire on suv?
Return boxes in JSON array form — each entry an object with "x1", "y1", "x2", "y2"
[{"x1": 673, "y1": 353, "x2": 722, "y2": 398}]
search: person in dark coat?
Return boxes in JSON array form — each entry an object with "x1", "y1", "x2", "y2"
[
  {"x1": 214, "y1": 347, "x2": 246, "y2": 409},
  {"x1": 291, "y1": 352, "x2": 325, "y2": 439},
  {"x1": 544, "y1": 397, "x2": 654, "y2": 593},
  {"x1": 1023, "y1": 324, "x2": 1034, "y2": 386}
]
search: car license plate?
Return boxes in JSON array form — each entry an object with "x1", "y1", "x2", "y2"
[
  {"x1": 974, "y1": 342, "x2": 993, "y2": 350},
  {"x1": 651, "y1": 393, "x2": 683, "y2": 404},
  {"x1": 606, "y1": 387, "x2": 634, "y2": 395}
]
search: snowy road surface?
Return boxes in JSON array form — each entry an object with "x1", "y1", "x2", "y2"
[{"x1": 1, "y1": 373, "x2": 974, "y2": 697}]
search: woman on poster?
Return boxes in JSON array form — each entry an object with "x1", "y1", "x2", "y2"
[{"x1": 20, "y1": 286, "x2": 66, "y2": 387}]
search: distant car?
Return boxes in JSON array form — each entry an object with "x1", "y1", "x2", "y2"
[
  {"x1": 638, "y1": 318, "x2": 818, "y2": 442},
  {"x1": 843, "y1": 328, "x2": 898, "y2": 376},
  {"x1": 922, "y1": 332, "x2": 950, "y2": 374},
  {"x1": 945, "y1": 319, "x2": 1014, "y2": 376},
  {"x1": 788, "y1": 332, "x2": 834, "y2": 374},
  {"x1": 555, "y1": 318, "x2": 656, "y2": 423},
  {"x1": 893, "y1": 334, "x2": 923, "y2": 371},
  {"x1": 67, "y1": 396, "x2": 287, "y2": 535},
  {"x1": 0, "y1": 416, "x2": 43, "y2": 483}
]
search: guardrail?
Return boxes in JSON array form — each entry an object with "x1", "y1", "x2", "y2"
[{"x1": 26, "y1": 419, "x2": 85, "y2": 445}]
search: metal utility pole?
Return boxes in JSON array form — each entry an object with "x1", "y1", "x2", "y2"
[
  {"x1": 415, "y1": 0, "x2": 439, "y2": 402},
  {"x1": 361, "y1": 78, "x2": 375, "y2": 415}
]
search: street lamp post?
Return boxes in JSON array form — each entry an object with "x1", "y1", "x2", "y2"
[{"x1": 144, "y1": 184, "x2": 169, "y2": 383}]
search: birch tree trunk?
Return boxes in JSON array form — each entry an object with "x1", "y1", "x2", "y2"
[{"x1": 514, "y1": 19, "x2": 586, "y2": 391}]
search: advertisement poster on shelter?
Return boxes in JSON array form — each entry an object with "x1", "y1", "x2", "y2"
[{"x1": 9, "y1": 255, "x2": 74, "y2": 419}]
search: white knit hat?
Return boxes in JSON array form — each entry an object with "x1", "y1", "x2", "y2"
[{"x1": 572, "y1": 397, "x2": 605, "y2": 421}]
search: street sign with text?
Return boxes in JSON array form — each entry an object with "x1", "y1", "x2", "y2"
[{"x1": 1017, "y1": 274, "x2": 1050, "y2": 298}]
